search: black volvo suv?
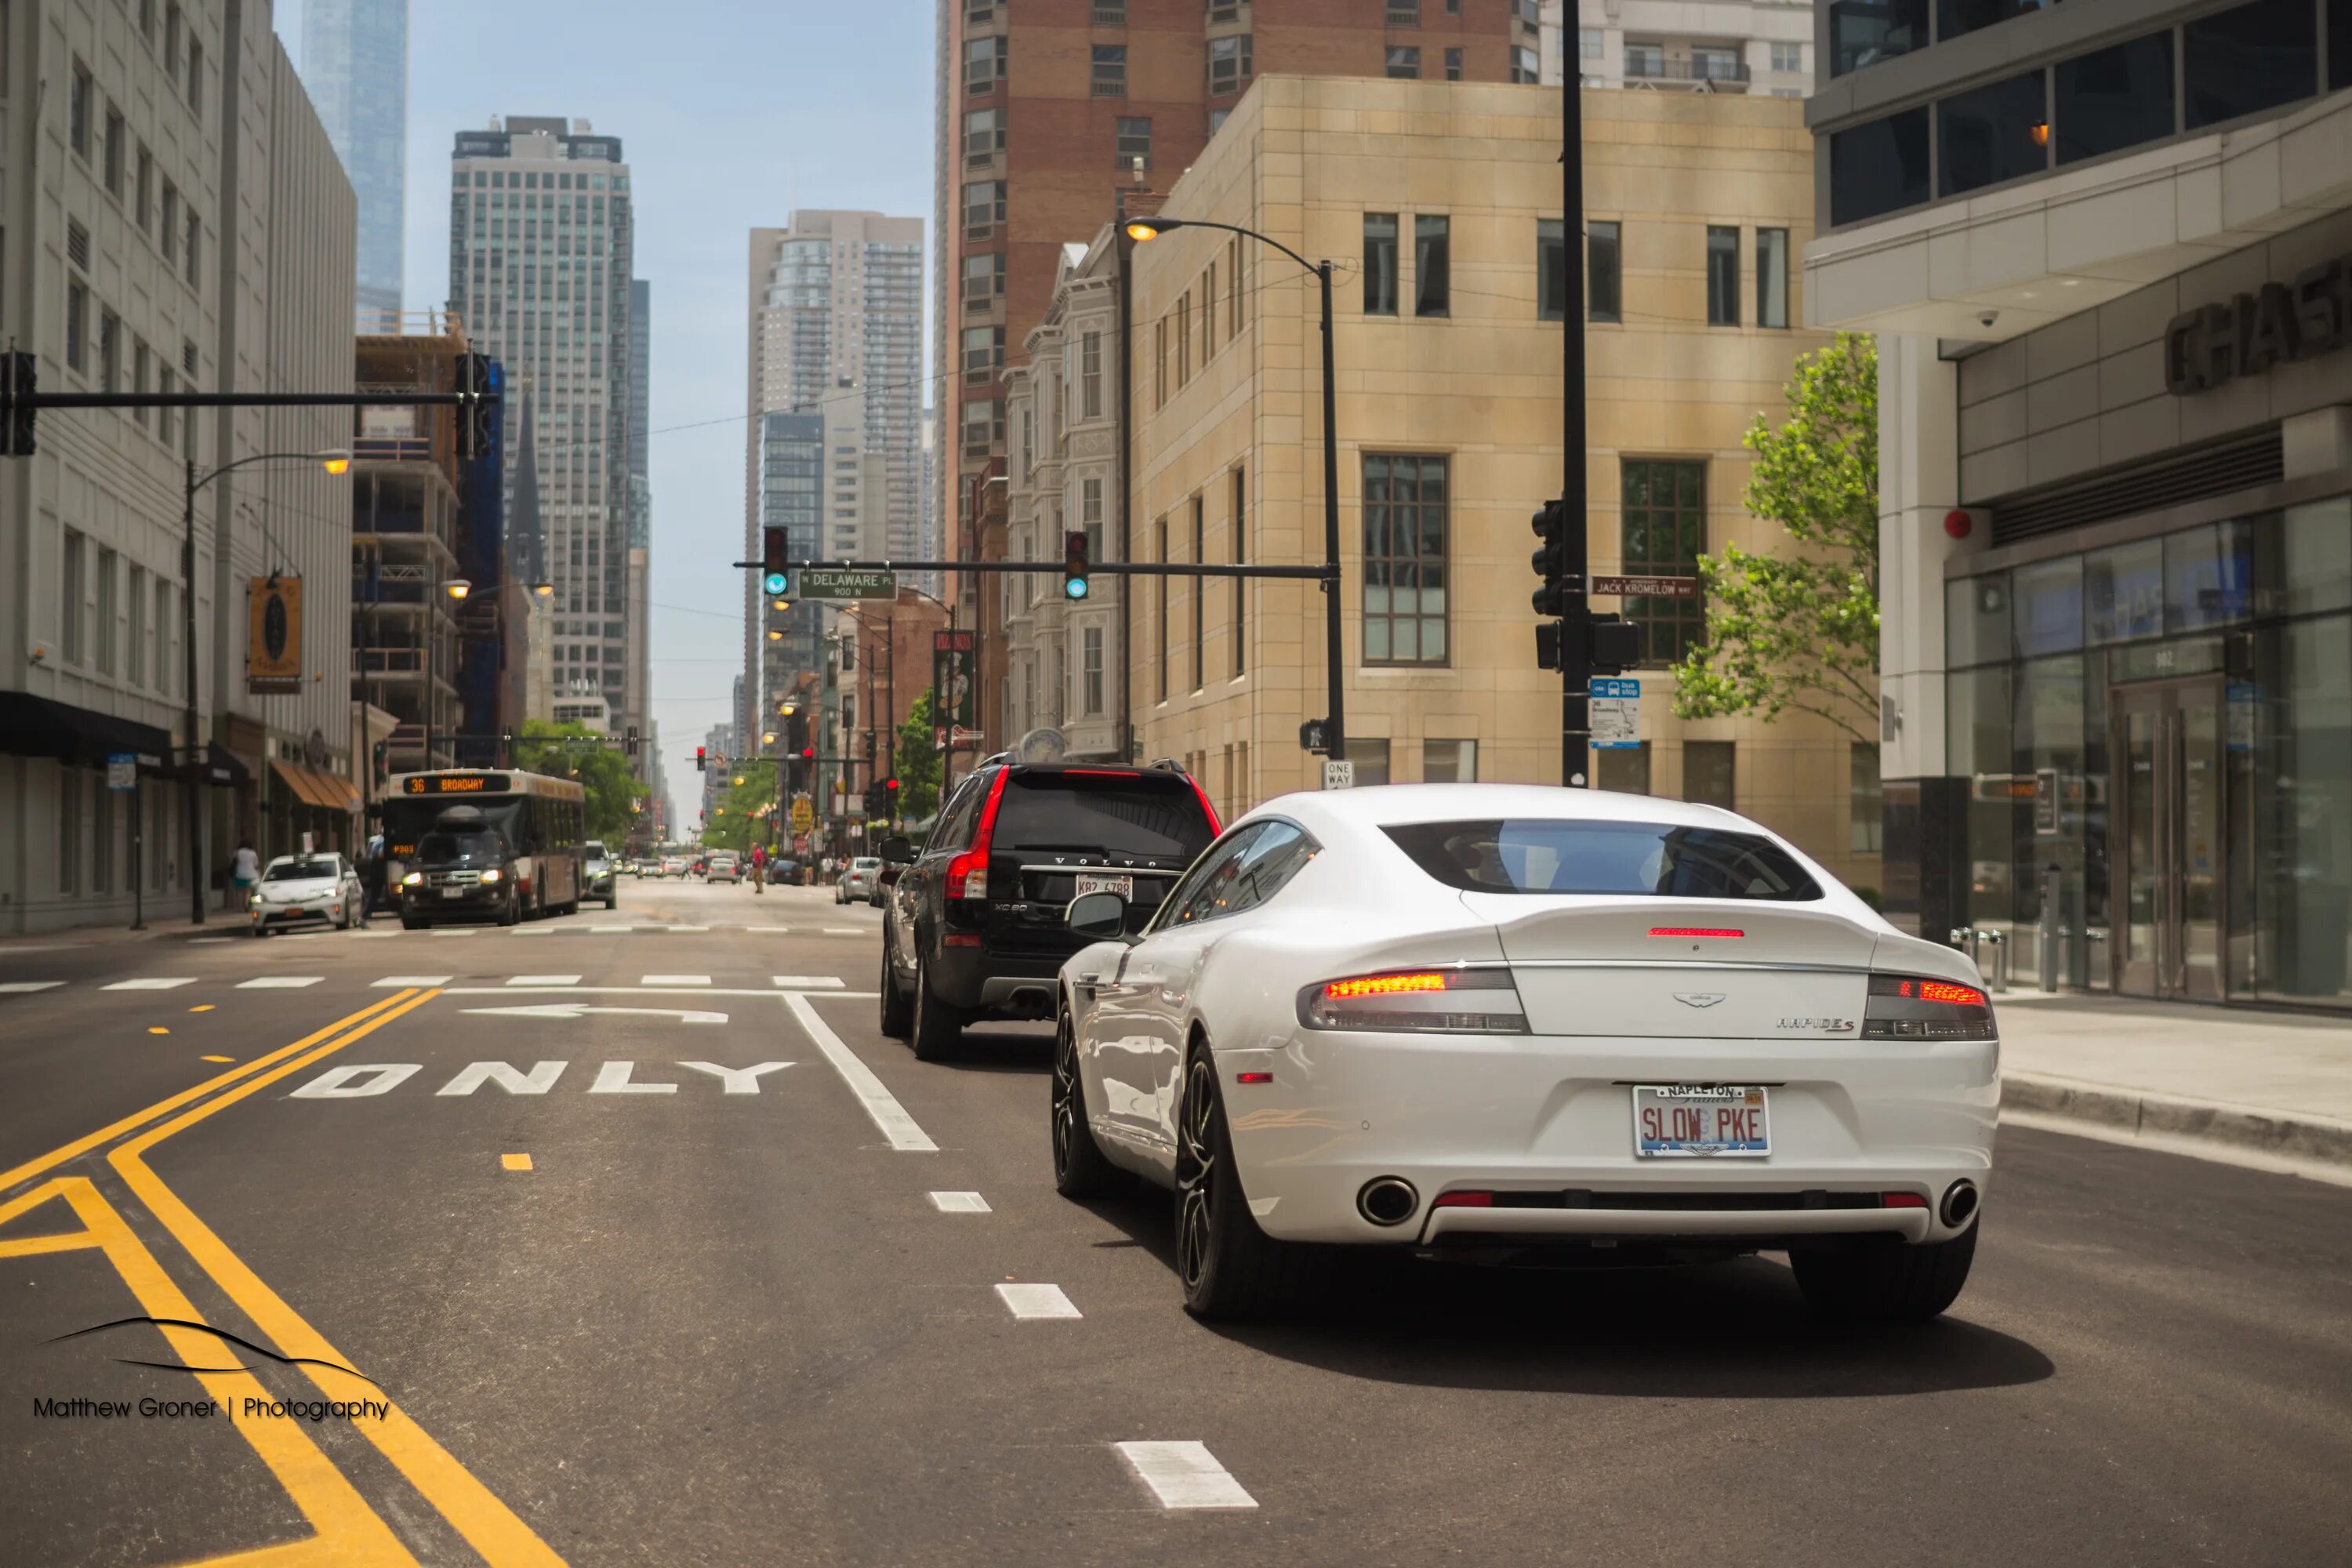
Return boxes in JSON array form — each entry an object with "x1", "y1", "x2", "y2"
[{"x1": 879, "y1": 757, "x2": 1221, "y2": 1058}]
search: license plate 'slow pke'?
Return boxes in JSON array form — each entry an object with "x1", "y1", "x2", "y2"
[{"x1": 1633, "y1": 1084, "x2": 1769, "y2": 1157}]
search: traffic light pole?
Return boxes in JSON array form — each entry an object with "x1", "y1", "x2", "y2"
[{"x1": 1561, "y1": 74, "x2": 1591, "y2": 789}]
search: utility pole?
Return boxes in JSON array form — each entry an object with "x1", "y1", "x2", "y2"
[{"x1": 1560, "y1": 76, "x2": 1591, "y2": 788}]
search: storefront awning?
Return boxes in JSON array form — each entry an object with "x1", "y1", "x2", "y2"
[
  {"x1": 270, "y1": 760, "x2": 362, "y2": 814},
  {"x1": 192, "y1": 742, "x2": 249, "y2": 789},
  {"x1": 306, "y1": 766, "x2": 362, "y2": 815},
  {"x1": 0, "y1": 691, "x2": 174, "y2": 770}
]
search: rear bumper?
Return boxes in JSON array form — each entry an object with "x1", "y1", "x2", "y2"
[
  {"x1": 928, "y1": 941, "x2": 1070, "y2": 1014},
  {"x1": 1211, "y1": 1028, "x2": 1998, "y2": 1247}
]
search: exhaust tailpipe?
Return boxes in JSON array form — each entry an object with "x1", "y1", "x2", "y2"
[
  {"x1": 1357, "y1": 1177, "x2": 1419, "y2": 1227},
  {"x1": 1940, "y1": 1179, "x2": 1979, "y2": 1229}
]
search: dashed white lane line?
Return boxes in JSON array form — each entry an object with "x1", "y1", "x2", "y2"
[
  {"x1": 822, "y1": 927, "x2": 864, "y2": 936},
  {"x1": 506, "y1": 975, "x2": 582, "y2": 987},
  {"x1": 995, "y1": 1283, "x2": 1081, "y2": 1319},
  {"x1": 771, "y1": 975, "x2": 846, "y2": 989},
  {"x1": 588, "y1": 925, "x2": 636, "y2": 933},
  {"x1": 0, "y1": 981, "x2": 67, "y2": 993},
  {"x1": 743, "y1": 927, "x2": 793, "y2": 933},
  {"x1": 665, "y1": 925, "x2": 711, "y2": 933},
  {"x1": 641, "y1": 974, "x2": 711, "y2": 986},
  {"x1": 373, "y1": 975, "x2": 453, "y2": 988},
  {"x1": 1113, "y1": 1443, "x2": 1258, "y2": 1510},
  {"x1": 237, "y1": 976, "x2": 323, "y2": 989},
  {"x1": 928, "y1": 1192, "x2": 991, "y2": 1213},
  {"x1": 778, "y1": 991, "x2": 937, "y2": 1152},
  {"x1": 103, "y1": 978, "x2": 197, "y2": 991},
  {"x1": 429, "y1": 928, "x2": 478, "y2": 938},
  {"x1": 187, "y1": 938, "x2": 233, "y2": 946}
]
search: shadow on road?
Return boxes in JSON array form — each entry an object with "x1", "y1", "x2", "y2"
[
  {"x1": 1079, "y1": 1192, "x2": 2053, "y2": 1399},
  {"x1": 933, "y1": 1022, "x2": 1054, "y2": 1076}
]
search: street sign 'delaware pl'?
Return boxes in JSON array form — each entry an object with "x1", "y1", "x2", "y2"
[{"x1": 800, "y1": 568, "x2": 898, "y2": 602}]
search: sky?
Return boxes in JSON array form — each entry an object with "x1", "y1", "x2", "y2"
[{"x1": 275, "y1": 0, "x2": 936, "y2": 829}]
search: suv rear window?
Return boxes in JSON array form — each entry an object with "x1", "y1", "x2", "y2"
[
  {"x1": 1385, "y1": 818, "x2": 1821, "y2": 901},
  {"x1": 993, "y1": 770, "x2": 1216, "y2": 862}
]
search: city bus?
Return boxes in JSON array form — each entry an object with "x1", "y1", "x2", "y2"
[{"x1": 382, "y1": 769, "x2": 589, "y2": 921}]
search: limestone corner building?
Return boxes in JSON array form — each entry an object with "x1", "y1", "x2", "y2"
[
  {"x1": 1809, "y1": 0, "x2": 2352, "y2": 1008},
  {"x1": 0, "y1": 1, "x2": 356, "y2": 934},
  {"x1": 1106, "y1": 75, "x2": 1880, "y2": 891}
]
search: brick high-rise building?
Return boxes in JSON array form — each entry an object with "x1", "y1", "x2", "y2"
[{"x1": 933, "y1": 0, "x2": 1540, "y2": 586}]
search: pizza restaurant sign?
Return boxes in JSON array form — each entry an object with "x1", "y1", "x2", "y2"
[{"x1": 2164, "y1": 256, "x2": 2352, "y2": 395}]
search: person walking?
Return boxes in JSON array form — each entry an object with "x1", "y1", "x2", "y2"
[
  {"x1": 229, "y1": 840, "x2": 261, "y2": 913},
  {"x1": 750, "y1": 842, "x2": 767, "y2": 895}
]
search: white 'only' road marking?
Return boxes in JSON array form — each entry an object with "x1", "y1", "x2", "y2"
[
  {"x1": 929, "y1": 1192, "x2": 990, "y2": 1213},
  {"x1": 506, "y1": 975, "x2": 581, "y2": 986},
  {"x1": 0, "y1": 981, "x2": 67, "y2": 993},
  {"x1": 103, "y1": 978, "x2": 197, "y2": 991},
  {"x1": 822, "y1": 928, "x2": 865, "y2": 936},
  {"x1": 771, "y1": 976, "x2": 845, "y2": 989},
  {"x1": 778, "y1": 991, "x2": 937, "y2": 1152},
  {"x1": 995, "y1": 1283, "x2": 1081, "y2": 1319},
  {"x1": 1113, "y1": 1443, "x2": 1259, "y2": 1510},
  {"x1": 238, "y1": 976, "x2": 323, "y2": 989},
  {"x1": 373, "y1": 975, "x2": 453, "y2": 987},
  {"x1": 463, "y1": 1004, "x2": 729, "y2": 1025},
  {"x1": 641, "y1": 974, "x2": 711, "y2": 986}
]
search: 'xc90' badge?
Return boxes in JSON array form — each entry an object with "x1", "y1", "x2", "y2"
[{"x1": 1674, "y1": 992, "x2": 1726, "y2": 1007}]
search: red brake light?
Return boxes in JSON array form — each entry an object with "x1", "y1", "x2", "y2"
[
  {"x1": 945, "y1": 769, "x2": 1009, "y2": 901},
  {"x1": 1915, "y1": 980, "x2": 1986, "y2": 1008},
  {"x1": 1881, "y1": 1192, "x2": 1929, "y2": 1209},
  {"x1": 1323, "y1": 972, "x2": 1451, "y2": 1000},
  {"x1": 1432, "y1": 1191, "x2": 1494, "y2": 1208},
  {"x1": 1864, "y1": 974, "x2": 1996, "y2": 1041},
  {"x1": 1650, "y1": 927, "x2": 1744, "y2": 938}
]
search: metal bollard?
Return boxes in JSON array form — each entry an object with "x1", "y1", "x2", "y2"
[
  {"x1": 1977, "y1": 929, "x2": 2009, "y2": 993},
  {"x1": 2039, "y1": 866, "x2": 2063, "y2": 993}
]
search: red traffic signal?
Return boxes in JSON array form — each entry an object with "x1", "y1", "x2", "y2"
[
  {"x1": 695, "y1": 746, "x2": 707, "y2": 772},
  {"x1": 800, "y1": 746, "x2": 815, "y2": 761},
  {"x1": 884, "y1": 777, "x2": 900, "y2": 792}
]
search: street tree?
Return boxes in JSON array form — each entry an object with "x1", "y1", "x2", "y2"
[
  {"x1": 510, "y1": 720, "x2": 650, "y2": 840},
  {"x1": 700, "y1": 760, "x2": 779, "y2": 855},
  {"x1": 1671, "y1": 330, "x2": 1880, "y2": 742},
  {"x1": 894, "y1": 688, "x2": 943, "y2": 821}
]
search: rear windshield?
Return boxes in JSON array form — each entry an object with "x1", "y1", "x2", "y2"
[
  {"x1": 1385, "y1": 818, "x2": 1821, "y2": 901},
  {"x1": 263, "y1": 858, "x2": 339, "y2": 881},
  {"x1": 993, "y1": 771, "x2": 1216, "y2": 862}
]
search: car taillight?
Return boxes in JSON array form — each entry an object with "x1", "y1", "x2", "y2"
[
  {"x1": 945, "y1": 769, "x2": 1009, "y2": 901},
  {"x1": 1863, "y1": 975, "x2": 1995, "y2": 1040},
  {"x1": 1297, "y1": 967, "x2": 1527, "y2": 1034}
]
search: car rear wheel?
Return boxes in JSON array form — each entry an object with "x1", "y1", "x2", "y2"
[
  {"x1": 1051, "y1": 1002, "x2": 1124, "y2": 1200},
  {"x1": 877, "y1": 935, "x2": 913, "y2": 1040},
  {"x1": 1175, "y1": 1047, "x2": 1313, "y2": 1320},
  {"x1": 1791, "y1": 1222, "x2": 1978, "y2": 1325},
  {"x1": 909, "y1": 953, "x2": 963, "y2": 1062}
]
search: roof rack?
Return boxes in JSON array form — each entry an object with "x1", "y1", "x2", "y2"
[
  {"x1": 1149, "y1": 757, "x2": 1188, "y2": 775},
  {"x1": 977, "y1": 750, "x2": 1014, "y2": 769}
]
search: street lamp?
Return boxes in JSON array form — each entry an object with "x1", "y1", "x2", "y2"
[
  {"x1": 441, "y1": 579, "x2": 554, "y2": 601},
  {"x1": 180, "y1": 447, "x2": 350, "y2": 924},
  {"x1": 1127, "y1": 217, "x2": 1346, "y2": 770}
]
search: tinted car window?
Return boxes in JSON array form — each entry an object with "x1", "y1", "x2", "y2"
[
  {"x1": 993, "y1": 771, "x2": 1214, "y2": 862},
  {"x1": 1155, "y1": 823, "x2": 1270, "y2": 930},
  {"x1": 1227, "y1": 821, "x2": 1316, "y2": 914},
  {"x1": 931, "y1": 778, "x2": 985, "y2": 852},
  {"x1": 1385, "y1": 818, "x2": 1821, "y2": 901}
]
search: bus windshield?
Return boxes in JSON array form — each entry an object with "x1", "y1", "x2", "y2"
[{"x1": 415, "y1": 829, "x2": 506, "y2": 865}]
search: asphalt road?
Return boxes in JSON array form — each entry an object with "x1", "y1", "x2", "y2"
[{"x1": 3, "y1": 877, "x2": 2347, "y2": 1566}]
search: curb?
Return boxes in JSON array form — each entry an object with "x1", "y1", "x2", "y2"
[{"x1": 2005, "y1": 1073, "x2": 2352, "y2": 1171}]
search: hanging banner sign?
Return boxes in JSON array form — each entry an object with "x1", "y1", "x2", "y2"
[
  {"x1": 933, "y1": 630, "x2": 976, "y2": 742},
  {"x1": 247, "y1": 577, "x2": 303, "y2": 695}
]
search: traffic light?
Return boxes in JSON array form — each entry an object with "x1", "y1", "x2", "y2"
[
  {"x1": 4, "y1": 350, "x2": 37, "y2": 456},
  {"x1": 864, "y1": 731, "x2": 877, "y2": 763},
  {"x1": 1530, "y1": 499, "x2": 1571, "y2": 618},
  {"x1": 1063, "y1": 529, "x2": 1090, "y2": 600},
  {"x1": 456, "y1": 353, "x2": 496, "y2": 461},
  {"x1": 695, "y1": 746, "x2": 706, "y2": 772},
  {"x1": 762, "y1": 526, "x2": 791, "y2": 597},
  {"x1": 1537, "y1": 615, "x2": 1644, "y2": 674}
]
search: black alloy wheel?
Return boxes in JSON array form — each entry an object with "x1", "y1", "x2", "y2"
[
  {"x1": 1051, "y1": 1002, "x2": 1122, "y2": 1199},
  {"x1": 1175, "y1": 1054, "x2": 1220, "y2": 1296},
  {"x1": 877, "y1": 933, "x2": 913, "y2": 1039},
  {"x1": 909, "y1": 953, "x2": 962, "y2": 1062},
  {"x1": 1174, "y1": 1047, "x2": 1313, "y2": 1320}
]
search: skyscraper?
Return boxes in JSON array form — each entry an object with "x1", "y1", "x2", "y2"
[
  {"x1": 447, "y1": 116, "x2": 640, "y2": 745},
  {"x1": 299, "y1": 0, "x2": 408, "y2": 327},
  {"x1": 741, "y1": 212, "x2": 923, "y2": 740}
]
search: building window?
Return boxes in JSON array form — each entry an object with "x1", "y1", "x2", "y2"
[
  {"x1": 1621, "y1": 459, "x2": 1707, "y2": 666},
  {"x1": 1230, "y1": 466, "x2": 1246, "y2": 678},
  {"x1": 158, "y1": 368, "x2": 176, "y2": 445},
  {"x1": 1423, "y1": 739, "x2": 1477, "y2": 782},
  {"x1": 1208, "y1": 34, "x2": 1252, "y2": 96},
  {"x1": 963, "y1": 325, "x2": 1004, "y2": 386},
  {"x1": 1830, "y1": 0, "x2": 1926, "y2": 77},
  {"x1": 1363, "y1": 214, "x2": 1399, "y2": 316},
  {"x1": 1537, "y1": 219, "x2": 1566, "y2": 320},
  {"x1": 1756, "y1": 228, "x2": 1789, "y2": 329},
  {"x1": 62, "y1": 530, "x2": 85, "y2": 664},
  {"x1": 960, "y1": 398, "x2": 996, "y2": 456},
  {"x1": 1387, "y1": 0, "x2": 1419, "y2": 23},
  {"x1": 1387, "y1": 47, "x2": 1421, "y2": 80},
  {"x1": 1345, "y1": 739, "x2": 1392, "y2": 786},
  {"x1": 98, "y1": 310, "x2": 119, "y2": 392},
  {"x1": 136, "y1": 147, "x2": 154, "y2": 230},
  {"x1": 1939, "y1": 0, "x2": 2062, "y2": 43},
  {"x1": 1175, "y1": 293, "x2": 1191, "y2": 385},
  {"x1": 1625, "y1": 42, "x2": 1664, "y2": 79},
  {"x1": 65, "y1": 282, "x2": 88, "y2": 373},
  {"x1": 1831, "y1": 107, "x2": 1930, "y2": 225},
  {"x1": 103, "y1": 107, "x2": 125, "y2": 195},
  {"x1": 1092, "y1": 0, "x2": 1127, "y2": 21},
  {"x1": 132, "y1": 341, "x2": 150, "y2": 426},
  {"x1": 1446, "y1": 48, "x2": 1462, "y2": 80},
  {"x1": 1192, "y1": 495, "x2": 1206, "y2": 690},
  {"x1": 1769, "y1": 42, "x2": 1803, "y2": 74},
  {"x1": 1850, "y1": 742, "x2": 1884, "y2": 853},
  {"x1": 1414, "y1": 216, "x2": 1449, "y2": 317},
  {"x1": 1684, "y1": 742, "x2": 1737, "y2": 811},
  {"x1": 94, "y1": 549, "x2": 117, "y2": 675},
  {"x1": 1692, "y1": 47, "x2": 1740, "y2": 82},
  {"x1": 964, "y1": 35, "x2": 1007, "y2": 93},
  {"x1": 1512, "y1": 45, "x2": 1540, "y2": 83},
  {"x1": 1116, "y1": 116, "x2": 1152, "y2": 171},
  {"x1": 964, "y1": 108, "x2": 1004, "y2": 165},
  {"x1": 187, "y1": 41, "x2": 202, "y2": 113},
  {"x1": 1588, "y1": 220, "x2": 1622, "y2": 322},
  {"x1": 128, "y1": 565, "x2": 147, "y2": 688},
  {"x1": 2186, "y1": 0, "x2": 2314, "y2": 130},
  {"x1": 1940, "y1": 70, "x2": 2048, "y2": 197},
  {"x1": 162, "y1": 183, "x2": 179, "y2": 261},
  {"x1": 1083, "y1": 626, "x2": 1105, "y2": 715},
  {"x1": 964, "y1": 179, "x2": 1005, "y2": 239},
  {"x1": 1080, "y1": 331, "x2": 1103, "y2": 417},
  {"x1": 1092, "y1": 45, "x2": 1127, "y2": 96},
  {"x1": 2056, "y1": 32, "x2": 2177, "y2": 166},
  {"x1": 1581, "y1": 28, "x2": 1603, "y2": 61},
  {"x1": 165, "y1": 5, "x2": 182, "y2": 81},
  {"x1": 1705, "y1": 227, "x2": 1739, "y2": 325},
  {"x1": 1363, "y1": 453, "x2": 1448, "y2": 666},
  {"x1": 962, "y1": 252, "x2": 1003, "y2": 308},
  {"x1": 1598, "y1": 742, "x2": 1650, "y2": 795},
  {"x1": 185, "y1": 209, "x2": 199, "y2": 285},
  {"x1": 1156, "y1": 517, "x2": 1170, "y2": 702}
]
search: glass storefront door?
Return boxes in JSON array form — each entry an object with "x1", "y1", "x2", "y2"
[{"x1": 2112, "y1": 679, "x2": 2225, "y2": 1000}]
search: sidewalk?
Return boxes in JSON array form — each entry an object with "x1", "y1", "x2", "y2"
[{"x1": 1996, "y1": 990, "x2": 2352, "y2": 1178}]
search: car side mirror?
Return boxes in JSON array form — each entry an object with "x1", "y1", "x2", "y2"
[
  {"x1": 879, "y1": 835, "x2": 916, "y2": 866},
  {"x1": 1067, "y1": 891, "x2": 1129, "y2": 942}
]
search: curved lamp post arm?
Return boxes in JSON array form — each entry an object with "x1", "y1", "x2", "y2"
[
  {"x1": 1126, "y1": 216, "x2": 1319, "y2": 281},
  {"x1": 193, "y1": 448, "x2": 350, "y2": 491}
]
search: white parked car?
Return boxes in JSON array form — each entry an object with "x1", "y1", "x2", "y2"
[
  {"x1": 249, "y1": 852, "x2": 365, "y2": 936},
  {"x1": 837, "y1": 856, "x2": 883, "y2": 905},
  {"x1": 1051, "y1": 784, "x2": 1997, "y2": 1323}
]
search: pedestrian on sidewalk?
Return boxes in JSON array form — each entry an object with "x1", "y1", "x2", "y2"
[{"x1": 229, "y1": 841, "x2": 260, "y2": 913}]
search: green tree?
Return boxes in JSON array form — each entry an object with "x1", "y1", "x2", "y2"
[
  {"x1": 1671, "y1": 331, "x2": 1879, "y2": 742},
  {"x1": 510, "y1": 720, "x2": 649, "y2": 840},
  {"x1": 699, "y1": 759, "x2": 780, "y2": 855},
  {"x1": 892, "y1": 688, "x2": 943, "y2": 821}
]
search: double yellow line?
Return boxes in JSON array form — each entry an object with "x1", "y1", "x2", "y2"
[{"x1": 4, "y1": 987, "x2": 568, "y2": 1566}]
